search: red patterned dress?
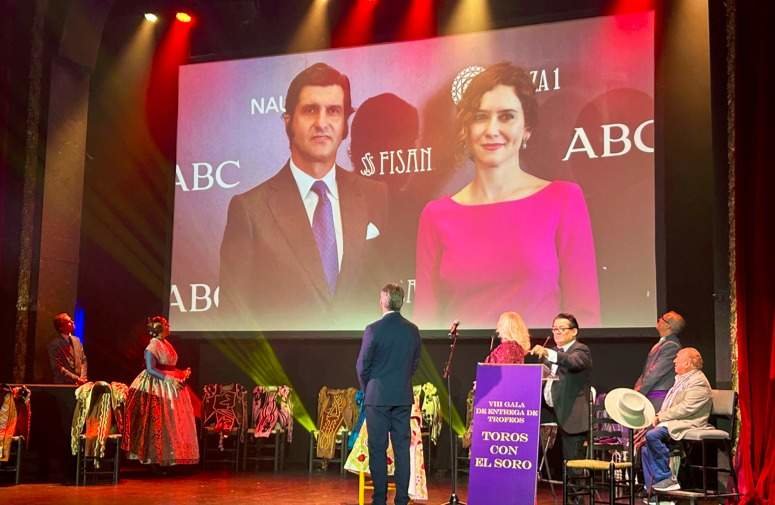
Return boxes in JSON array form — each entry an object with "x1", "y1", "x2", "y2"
[
  {"x1": 484, "y1": 340, "x2": 527, "y2": 364},
  {"x1": 122, "y1": 337, "x2": 199, "y2": 465}
]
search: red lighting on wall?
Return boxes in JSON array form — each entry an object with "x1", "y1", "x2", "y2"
[
  {"x1": 397, "y1": 0, "x2": 436, "y2": 41},
  {"x1": 146, "y1": 12, "x2": 194, "y2": 152},
  {"x1": 331, "y1": 0, "x2": 378, "y2": 48}
]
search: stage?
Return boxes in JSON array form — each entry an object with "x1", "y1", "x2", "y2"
[{"x1": 1, "y1": 468, "x2": 559, "y2": 505}]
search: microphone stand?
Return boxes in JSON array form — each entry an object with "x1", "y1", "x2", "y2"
[{"x1": 441, "y1": 325, "x2": 466, "y2": 505}]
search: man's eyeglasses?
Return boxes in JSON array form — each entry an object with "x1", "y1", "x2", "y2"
[{"x1": 551, "y1": 327, "x2": 573, "y2": 333}]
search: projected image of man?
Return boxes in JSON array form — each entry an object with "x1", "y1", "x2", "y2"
[{"x1": 219, "y1": 63, "x2": 389, "y2": 330}]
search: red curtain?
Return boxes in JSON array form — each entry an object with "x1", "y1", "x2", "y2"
[{"x1": 734, "y1": 3, "x2": 775, "y2": 503}]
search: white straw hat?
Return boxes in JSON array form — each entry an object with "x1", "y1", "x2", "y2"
[{"x1": 604, "y1": 388, "x2": 656, "y2": 429}]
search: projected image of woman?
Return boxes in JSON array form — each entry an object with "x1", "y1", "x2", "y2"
[
  {"x1": 414, "y1": 62, "x2": 600, "y2": 329},
  {"x1": 122, "y1": 316, "x2": 199, "y2": 466}
]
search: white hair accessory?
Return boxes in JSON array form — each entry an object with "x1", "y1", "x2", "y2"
[{"x1": 451, "y1": 65, "x2": 486, "y2": 106}]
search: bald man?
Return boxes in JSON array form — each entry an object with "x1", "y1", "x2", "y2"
[{"x1": 640, "y1": 347, "x2": 712, "y2": 493}]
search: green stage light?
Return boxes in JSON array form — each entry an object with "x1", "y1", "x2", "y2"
[
  {"x1": 211, "y1": 335, "x2": 316, "y2": 433},
  {"x1": 414, "y1": 344, "x2": 466, "y2": 435}
]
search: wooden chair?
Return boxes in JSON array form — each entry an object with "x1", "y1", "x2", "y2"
[
  {"x1": 76, "y1": 434, "x2": 122, "y2": 485},
  {"x1": 308, "y1": 426, "x2": 349, "y2": 475},
  {"x1": 308, "y1": 387, "x2": 356, "y2": 475},
  {"x1": 74, "y1": 383, "x2": 122, "y2": 486},
  {"x1": 654, "y1": 389, "x2": 739, "y2": 504},
  {"x1": 563, "y1": 388, "x2": 635, "y2": 505},
  {"x1": 243, "y1": 385, "x2": 293, "y2": 472},
  {"x1": 358, "y1": 471, "x2": 397, "y2": 505},
  {"x1": 0, "y1": 436, "x2": 24, "y2": 484},
  {"x1": 200, "y1": 383, "x2": 248, "y2": 472},
  {"x1": 0, "y1": 384, "x2": 30, "y2": 485}
]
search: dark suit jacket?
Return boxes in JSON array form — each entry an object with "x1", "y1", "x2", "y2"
[
  {"x1": 548, "y1": 340, "x2": 592, "y2": 435},
  {"x1": 219, "y1": 164, "x2": 389, "y2": 330},
  {"x1": 47, "y1": 335, "x2": 88, "y2": 384},
  {"x1": 356, "y1": 312, "x2": 421, "y2": 406},
  {"x1": 634, "y1": 334, "x2": 681, "y2": 394}
]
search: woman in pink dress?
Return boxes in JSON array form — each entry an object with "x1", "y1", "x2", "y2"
[
  {"x1": 414, "y1": 62, "x2": 600, "y2": 329},
  {"x1": 122, "y1": 316, "x2": 199, "y2": 466}
]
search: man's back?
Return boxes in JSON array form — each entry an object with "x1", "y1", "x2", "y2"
[{"x1": 356, "y1": 312, "x2": 421, "y2": 406}]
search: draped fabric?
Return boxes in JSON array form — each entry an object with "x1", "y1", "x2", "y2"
[
  {"x1": 415, "y1": 383, "x2": 442, "y2": 445},
  {"x1": 732, "y1": 2, "x2": 775, "y2": 503},
  {"x1": 251, "y1": 385, "x2": 293, "y2": 442},
  {"x1": 316, "y1": 387, "x2": 358, "y2": 459},
  {"x1": 0, "y1": 385, "x2": 30, "y2": 462},
  {"x1": 70, "y1": 381, "x2": 128, "y2": 464},
  {"x1": 202, "y1": 383, "x2": 248, "y2": 443},
  {"x1": 347, "y1": 390, "x2": 366, "y2": 451}
]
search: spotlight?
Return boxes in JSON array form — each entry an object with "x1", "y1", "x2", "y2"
[
  {"x1": 175, "y1": 11, "x2": 192, "y2": 23},
  {"x1": 144, "y1": 13, "x2": 159, "y2": 23}
]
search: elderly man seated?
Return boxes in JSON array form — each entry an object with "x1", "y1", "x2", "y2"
[{"x1": 640, "y1": 347, "x2": 712, "y2": 493}]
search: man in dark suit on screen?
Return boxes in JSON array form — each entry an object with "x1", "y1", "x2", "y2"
[
  {"x1": 530, "y1": 313, "x2": 592, "y2": 473},
  {"x1": 356, "y1": 284, "x2": 421, "y2": 505},
  {"x1": 219, "y1": 63, "x2": 388, "y2": 330}
]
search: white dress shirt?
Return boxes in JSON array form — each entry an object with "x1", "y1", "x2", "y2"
[
  {"x1": 289, "y1": 159, "x2": 344, "y2": 270},
  {"x1": 543, "y1": 340, "x2": 577, "y2": 408}
]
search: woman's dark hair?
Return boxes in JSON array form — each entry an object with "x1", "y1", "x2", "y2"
[
  {"x1": 455, "y1": 62, "x2": 538, "y2": 162},
  {"x1": 146, "y1": 315, "x2": 169, "y2": 338}
]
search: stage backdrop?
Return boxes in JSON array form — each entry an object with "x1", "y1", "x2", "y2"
[{"x1": 171, "y1": 11, "x2": 656, "y2": 332}]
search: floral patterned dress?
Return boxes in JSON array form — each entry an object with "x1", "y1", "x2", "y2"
[
  {"x1": 122, "y1": 338, "x2": 199, "y2": 465},
  {"x1": 345, "y1": 398, "x2": 428, "y2": 501}
]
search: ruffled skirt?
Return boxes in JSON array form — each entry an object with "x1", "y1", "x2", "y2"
[{"x1": 121, "y1": 371, "x2": 199, "y2": 465}]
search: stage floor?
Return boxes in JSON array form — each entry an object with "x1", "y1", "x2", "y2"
[{"x1": 1, "y1": 469, "x2": 561, "y2": 505}]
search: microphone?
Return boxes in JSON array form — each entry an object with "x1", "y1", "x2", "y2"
[
  {"x1": 530, "y1": 335, "x2": 553, "y2": 356},
  {"x1": 489, "y1": 331, "x2": 499, "y2": 352},
  {"x1": 448, "y1": 320, "x2": 460, "y2": 336}
]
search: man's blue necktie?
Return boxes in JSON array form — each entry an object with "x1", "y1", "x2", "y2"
[{"x1": 311, "y1": 180, "x2": 338, "y2": 295}]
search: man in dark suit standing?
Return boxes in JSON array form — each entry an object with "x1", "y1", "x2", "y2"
[
  {"x1": 634, "y1": 311, "x2": 684, "y2": 410},
  {"x1": 219, "y1": 63, "x2": 388, "y2": 330},
  {"x1": 47, "y1": 312, "x2": 88, "y2": 385},
  {"x1": 530, "y1": 313, "x2": 592, "y2": 468},
  {"x1": 356, "y1": 284, "x2": 421, "y2": 505}
]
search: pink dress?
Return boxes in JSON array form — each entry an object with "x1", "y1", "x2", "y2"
[{"x1": 414, "y1": 181, "x2": 600, "y2": 329}]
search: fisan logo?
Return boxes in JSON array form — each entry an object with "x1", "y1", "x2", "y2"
[{"x1": 359, "y1": 148, "x2": 432, "y2": 177}]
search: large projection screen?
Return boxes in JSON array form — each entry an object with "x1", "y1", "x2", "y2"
[{"x1": 170, "y1": 11, "x2": 656, "y2": 332}]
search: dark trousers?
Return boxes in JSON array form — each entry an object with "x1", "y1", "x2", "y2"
[
  {"x1": 562, "y1": 428, "x2": 589, "y2": 491},
  {"x1": 365, "y1": 405, "x2": 411, "y2": 505},
  {"x1": 561, "y1": 430, "x2": 588, "y2": 462}
]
